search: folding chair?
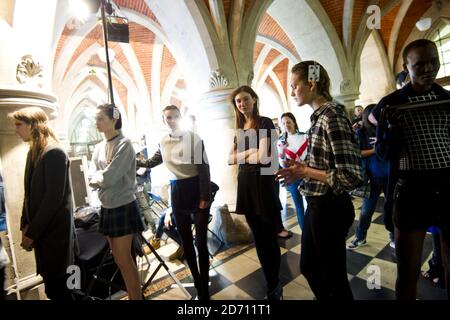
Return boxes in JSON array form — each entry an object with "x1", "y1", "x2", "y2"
[
  {"x1": 74, "y1": 224, "x2": 125, "y2": 300},
  {"x1": 74, "y1": 226, "x2": 191, "y2": 300},
  {"x1": 147, "y1": 192, "x2": 169, "y2": 212}
]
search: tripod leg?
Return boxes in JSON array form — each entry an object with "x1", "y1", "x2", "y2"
[{"x1": 138, "y1": 234, "x2": 192, "y2": 300}]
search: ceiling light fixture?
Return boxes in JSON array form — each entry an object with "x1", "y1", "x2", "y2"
[{"x1": 416, "y1": 17, "x2": 432, "y2": 31}]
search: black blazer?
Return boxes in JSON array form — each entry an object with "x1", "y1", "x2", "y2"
[{"x1": 21, "y1": 145, "x2": 75, "y2": 279}]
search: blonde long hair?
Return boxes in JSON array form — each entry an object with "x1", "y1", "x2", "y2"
[
  {"x1": 9, "y1": 107, "x2": 59, "y2": 164},
  {"x1": 291, "y1": 61, "x2": 333, "y2": 101}
]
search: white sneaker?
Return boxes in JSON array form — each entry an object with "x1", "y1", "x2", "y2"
[
  {"x1": 347, "y1": 238, "x2": 367, "y2": 250},
  {"x1": 389, "y1": 241, "x2": 396, "y2": 249}
]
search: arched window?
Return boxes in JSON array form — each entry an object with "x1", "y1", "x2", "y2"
[
  {"x1": 433, "y1": 24, "x2": 450, "y2": 79},
  {"x1": 69, "y1": 108, "x2": 102, "y2": 159}
]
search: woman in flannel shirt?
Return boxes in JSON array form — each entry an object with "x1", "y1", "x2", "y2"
[
  {"x1": 90, "y1": 104, "x2": 145, "y2": 300},
  {"x1": 277, "y1": 61, "x2": 362, "y2": 300}
]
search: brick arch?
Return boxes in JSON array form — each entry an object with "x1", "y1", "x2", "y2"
[
  {"x1": 267, "y1": 0, "x2": 349, "y2": 94},
  {"x1": 379, "y1": 2, "x2": 402, "y2": 52},
  {"x1": 160, "y1": 46, "x2": 177, "y2": 95},
  {"x1": 257, "y1": 13, "x2": 299, "y2": 60},
  {"x1": 203, "y1": 0, "x2": 255, "y2": 20},
  {"x1": 114, "y1": 0, "x2": 160, "y2": 26},
  {"x1": 394, "y1": 0, "x2": 433, "y2": 64},
  {"x1": 319, "y1": 0, "x2": 345, "y2": 41}
]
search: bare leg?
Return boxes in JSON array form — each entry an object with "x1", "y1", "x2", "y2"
[
  {"x1": 395, "y1": 227, "x2": 426, "y2": 300},
  {"x1": 108, "y1": 235, "x2": 142, "y2": 300}
]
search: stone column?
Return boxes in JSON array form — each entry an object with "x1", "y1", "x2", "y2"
[
  {"x1": 194, "y1": 89, "x2": 238, "y2": 210},
  {"x1": 0, "y1": 2, "x2": 60, "y2": 298},
  {"x1": 0, "y1": 90, "x2": 58, "y2": 300},
  {"x1": 334, "y1": 80, "x2": 360, "y2": 117}
]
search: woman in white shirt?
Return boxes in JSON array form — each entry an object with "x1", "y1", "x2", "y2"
[{"x1": 277, "y1": 112, "x2": 308, "y2": 229}]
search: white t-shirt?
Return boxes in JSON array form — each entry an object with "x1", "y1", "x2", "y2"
[{"x1": 277, "y1": 132, "x2": 308, "y2": 165}]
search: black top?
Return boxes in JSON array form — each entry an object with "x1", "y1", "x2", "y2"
[
  {"x1": 235, "y1": 116, "x2": 276, "y2": 171},
  {"x1": 374, "y1": 82, "x2": 450, "y2": 181}
]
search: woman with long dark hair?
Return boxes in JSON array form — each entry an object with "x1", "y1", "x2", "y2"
[
  {"x1": 347, "y1": 104, "x2": 391, "y2": 250},
  {"x1": 277, "y1": 112, "x2": 308, "y2": 229},
  {"x1": 90, "y1": 104, "x2": 145, "y2": 300},
  {"x1": 228, "y1": 85, "x2": 283, "y2": 300}
]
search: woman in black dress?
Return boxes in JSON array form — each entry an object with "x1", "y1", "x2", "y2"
[{"x1": 228, "y1": 85, "x2": 282, "y2": 300}]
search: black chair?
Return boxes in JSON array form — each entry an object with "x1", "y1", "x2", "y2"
[
  {"x1": 74, "y1": 224, "x2": 192, "y2": 300},
  {"x1": 74, "y1": 224, "x2": 125, "y2": 300}
]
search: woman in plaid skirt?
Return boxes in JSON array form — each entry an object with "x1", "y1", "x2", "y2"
[{"x1": 90, "y1": 104, "x2": 145, "y2": 300}]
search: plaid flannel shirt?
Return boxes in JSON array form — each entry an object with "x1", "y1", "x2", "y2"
[{"x1": 300, "y1": 101, "x2": 363, "y2": 196}]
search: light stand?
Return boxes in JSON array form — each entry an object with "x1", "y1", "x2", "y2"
[{"x1": 99, "y1": 0, "x2": 115, "y2": 105}]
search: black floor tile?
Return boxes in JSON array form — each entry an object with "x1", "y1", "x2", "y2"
[
  {"x1": 371, "y1": 214, "x2": 384, "y2": 225},
  {"x1": 279, "y1": 251, "x2": 301, "y2": 282},
  {"x1": 234, "y1": 269, "x2": 268, "y2": 300},
  {"x1": 278, "y1": 232, "x2": 301, "y2": 250},
  {"x1": 209, "y1": 271, "x2": 232, "y2": 296},
  {"x1": 346, "y1": 250, "x2": 374, "y2": 276},
  {"x1": 346, "y1": 220, "x2": 358, "y2": 240},
  {"x1": 350, "y1": 276, "x2": 396, "y2": 300},
  {"x1": 375, "y1": 243, "x2": 397, "y2": 263},
  {"x1": 375, "y1": 233, "x2": 434, "y2": 265},
  {"x1": 417, "y1": 275, "x2": 448, "y2": 300}
]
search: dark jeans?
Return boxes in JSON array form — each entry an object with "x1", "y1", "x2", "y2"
[
  {"x1": 174, "y1": 208, "x2": 210, "y2": 300},
  {"x1": 356, "y1": 177, "x2": 390, "y2": 240},
  {"x1": 384, "y1": 168, "x2": 396, "y2": 233},
  {"x1": 154, "y1": 212, "x2": 182, "y2": 245},
  {"x1": 171, "y1": 176, "x2": 210, "y2": 300},
  {"x1": 300, "y1": 190, "x2": 355, "y2": 300},
  {"x1": 286, "y1": 180, "x2": 305, "y2": 230},
  {"x1": 42, "y1": 274, "x2": 74, "y2": 301},
  {"x1": 245, "y1": 212, "x2": 281, "y2": 293}
]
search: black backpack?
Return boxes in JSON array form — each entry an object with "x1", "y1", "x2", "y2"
[{"x1": 74, "y1": 206, "x2": 100, "y2": 229}]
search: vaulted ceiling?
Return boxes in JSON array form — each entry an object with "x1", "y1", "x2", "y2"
[{"x1": 51, "y1": 0, "x2": 441, "y2": 139}]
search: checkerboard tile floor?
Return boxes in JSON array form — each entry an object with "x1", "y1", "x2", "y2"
[{"x1": 141, "y1": 196, "x2": 447, "y2": 300}]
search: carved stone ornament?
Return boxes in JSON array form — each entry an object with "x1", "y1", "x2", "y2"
[
  {"x1": 248, "y1": 71, "x2": 254, "y2": 85},
  {"x1": 340, "y1": 79, "x2": 352, "y2": 94},
  {"x1": 16, "y1": 55, "x2": 44, "y2": 87},
  {"x1": 209, "y1": 69, "x2": 229, "y2": 89}
]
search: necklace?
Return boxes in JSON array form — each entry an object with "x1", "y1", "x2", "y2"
[{"x1": 107, "y1": 134, "x2": 120, "y2": 142}]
